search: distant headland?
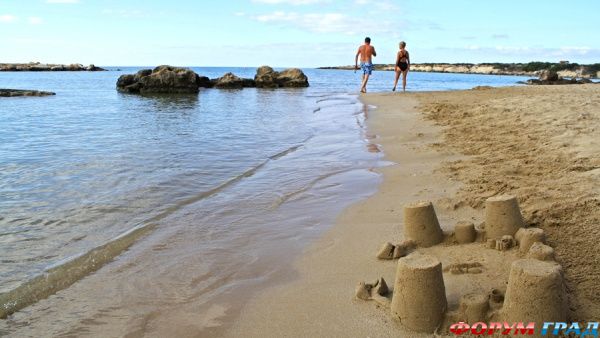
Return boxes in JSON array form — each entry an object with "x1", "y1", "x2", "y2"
[
  {"x1": 0, "y1": 62, "x2": 106, "y2": 71},
  {"x1": 319, "y1": 62, "x2": 600, "y2": 79}
]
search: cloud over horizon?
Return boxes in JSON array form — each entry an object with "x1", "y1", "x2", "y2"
[{"x1": 46, "y1": 0, "x2": 80, "y2": 4}]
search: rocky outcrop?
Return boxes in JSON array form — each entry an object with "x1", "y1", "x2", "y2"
[
  {"x1": 116, "y1": 66, "x2": 309, "y2": 94},
  {"x1": 0, "y1": 89, "x2": 56, "y2": 97},
  {"x1": 0, "y1": 62, "x2": 106, "y2": 71},
  {"x1": 539, "y1": 69, "x2": 559, "y2": 81},
  {"x1": 254, "y1": 66, "x2": 309, "y2": 88},
  {"x1": 526, "y1": 70, "x2": 593, "y2": 85},
  {"x1": 319, "y1": 63, "x2": 599, "y2": 79},
  {"x1": 117, "y1": 66, "x2": 208, "y2": 94},
  {"x1": 212, "y1": 72, "x2": 255, "y2": 89}
]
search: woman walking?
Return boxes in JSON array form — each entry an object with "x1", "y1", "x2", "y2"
[{"x1": 392, "y1": 41, "x2": 410, "y2": 92}]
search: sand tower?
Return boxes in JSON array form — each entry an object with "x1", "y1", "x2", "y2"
[
  {"x1": 458, "y1": 293, "x2": 489, "y2": 323},
  {"x1": 485, "y1": 195, "x2": 524, "y2": 239},
  {"x1": 502, "y1": 259, "x2": 567, "y2": 335},
  {"x1": 391, "y1": 253, "x2": 447, "y2": 333},
  {"x1": 454, "y1": 221, "x2": 476, "y2": 244},
  {"x1": 403, "y1": 201, "x2": 444, "y2": 247}
]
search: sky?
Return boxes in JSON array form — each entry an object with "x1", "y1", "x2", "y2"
[{"x1": 1, "y1": 0, "x2": 599, "y2": 67}]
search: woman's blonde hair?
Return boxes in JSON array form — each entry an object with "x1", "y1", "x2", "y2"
[{"x1": 399, "y1": 41, "x2": 406, "y2": 48}]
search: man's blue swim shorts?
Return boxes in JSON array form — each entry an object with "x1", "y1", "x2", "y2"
[{"x1": 360, "y1": 62, "x2": 373, "y2": 75}]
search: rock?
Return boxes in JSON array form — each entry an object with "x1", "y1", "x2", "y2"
[
  {"x1": 213, "y1": 72, "x2": 255, "y2": 89},
  {"x1": 116, "y1": 65, "x2": 308, "y2": 93},
  {"x1": 117, "y1": 66, "x2": 203, "y2": 94},
  {"x1": 68, "y1": 63, "x2": 84, "y2": 71},
  {"x1": 86, "y1": 64, "x2": 104, "y2": 71},
  {"x1": 0, "y1": 89, "x2": 56, "y2": 97},
  {"x1": 254, "y1": 66, "x2": 279, "y2": 88},
  {"x1": 197, "y1": 75, "x2": 211, "y2": 88},
  {"x1": 29, "y1": 64, "x2": 50, "y2": 71},
  {"x1": 539, "y1": 69, "x2": 559, "y2": 81},
  {"x1": 0, "y1": 63, "x2": 106, "y2": 71},
  {"x1": 254, "y1": 65, "x2": 309, "y2": 88},
  {"x1": 276, "y1": 68, "x2": 309, "y2": 87}
]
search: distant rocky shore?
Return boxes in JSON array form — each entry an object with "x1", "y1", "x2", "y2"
[
  {"x1": 117, "y1": 65, "x2": 309, "y2": 94},
  {"x1": 0, "y1": 62, "x2": 106, "y2": 71},
  {"x1": 319, "y1": 62, "x2": 600, "y2": 79},
  {"x1": 0, "y1": 89, "x2": 56, "y2": 97},
  {"x1": 525, "y1": 69, "x2": 594, "y2": 85}
]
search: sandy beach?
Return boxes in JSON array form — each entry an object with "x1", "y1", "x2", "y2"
[{"x1": 226, "y1": 84, "x2": 600, "y2": 337}]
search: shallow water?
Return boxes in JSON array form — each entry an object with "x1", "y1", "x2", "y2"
[{"x1": 0, "y1": 68, "x2": 530, "y2": 336}]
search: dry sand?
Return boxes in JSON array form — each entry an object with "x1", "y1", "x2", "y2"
[{"x1": 226, "y1": 84, "x2": 599, "y2": 337}]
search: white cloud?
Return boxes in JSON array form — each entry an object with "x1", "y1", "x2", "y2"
[
  {"x1": 46, "y1": 0, "x2": 80, "y2": 3},
  {"x1": 492, "y1": 34, "x2": 509, "y2": 40},
  {"x1": 0, "y1": 14, "x2": 17, "y2": 23},
  {"x1": 252, "y1": 0, "x2": 328, "y2": 5},
  {"x1": 253, "y1": 11, "x2": 396, "y2": 36},
  {"x1": 28, "y1": 17, "x2": 43, "y2": 25},
  {"x1": 101, "y1": 9, "x2": 146, "y2": 18}
]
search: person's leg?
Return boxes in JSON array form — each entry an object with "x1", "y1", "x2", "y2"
[
  {"x1": 393, "y1": 67, "x2": 400, "y2": 91},
  {"x1": 361, "y1": 74, "x2": 370, "y2": 93},
  {"x1": 402, "y1": 70, "x2": 408, "y2": 92}
]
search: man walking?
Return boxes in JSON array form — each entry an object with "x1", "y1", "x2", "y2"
[{"x1": 355, "y1": 37, "x2": 377, "y2": 93}]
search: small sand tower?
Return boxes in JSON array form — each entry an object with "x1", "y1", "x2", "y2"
[
  {"x1": 403, "y1": 201, "x2": 444, "y2": 247},
  {"x1": 454, "y1": 221, "x2": 476, "y2": 244},
  {"x1": 502, "y1": 259, "x2": 567, "y2": 335},
  {"x1": 391, "y1": 253, "x2": 447, "y2": 333},
  {"x1": 458, "y1": 293, "x2": 489, "y2": 323},
  {"x1": 485, "y1": 195, "x2": 524, "y2": 239}
]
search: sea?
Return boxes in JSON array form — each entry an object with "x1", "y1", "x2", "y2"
[{"x1": 0, "y1": 67, "x2": 530, "y2": 336}]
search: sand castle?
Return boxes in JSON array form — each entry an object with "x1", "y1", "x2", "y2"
[
  {"x1": 403, "y1": 201, "x2": 444, "y2": 247},
  {"x1": 356, "y1": 195, "x2": 568, "y2": 335},
  {"x1": 484, "y1": 195, "x2": 525, "y2": 239},
  {"x1": 391, "y1": 253, "x2": 447, "y2": 332}
]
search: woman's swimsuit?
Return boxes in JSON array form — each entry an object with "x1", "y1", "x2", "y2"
[{"x1": 397, "y1": 50, "x2": 409, "y2": 71}]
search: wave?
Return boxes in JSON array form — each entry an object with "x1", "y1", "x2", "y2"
[{"x1": 0, "y1": 142, "x2": 305, "y2": 319}]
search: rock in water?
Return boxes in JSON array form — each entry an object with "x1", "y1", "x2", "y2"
[
  {"x1": 212, "y1": 72, "x2": 255, "y2": 89},
  {"x1": 539, "y1": 69, "x2": 559, "y2": 82},
  {"x1": 254, "y1": 66, "x2": 279, "y2": 88},
  {"x1": 116, "y1": 65, "x2": 309, "y2": 93},
  {"x1": 0, "y1": 89, "x2": 56, "y2": 97},
  {"x1": 117, "y1": 66, "x2": 204, "y2": 94},
  {"x1": 276, "y1": 68, "x2": 309, "y2": 87},
  {"x1": 254, "y1": 65, "x2": 309, "y2": 88}
]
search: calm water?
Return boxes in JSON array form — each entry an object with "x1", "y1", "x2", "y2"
[{"x1": 0, "y1": 68, "x2": 529, "y2": 336}]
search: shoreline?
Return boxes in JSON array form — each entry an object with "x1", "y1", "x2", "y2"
[
  {"x1": 226, "y1": 92, "x2": 467, "y2": 337},
  {"x1": 226, "y1": 84, "x2": 599, "y2": 336}
]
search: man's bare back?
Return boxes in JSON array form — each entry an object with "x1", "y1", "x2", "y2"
[{"x1": 357, "y1": 45, "x2": 376, "y2": 63}]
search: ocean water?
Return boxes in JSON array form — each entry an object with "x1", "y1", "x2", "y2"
[{"x1": 0, "y1": 67, "x2": 530, "y2": 336}]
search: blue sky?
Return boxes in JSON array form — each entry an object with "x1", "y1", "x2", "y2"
[{"x1": 1, "y1": 0, "x2": 599, "y2": 67}]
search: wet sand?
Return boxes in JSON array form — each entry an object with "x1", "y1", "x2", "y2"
[{"x1": 227, "y1": 84, "x2": 600, "y2": 336}]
